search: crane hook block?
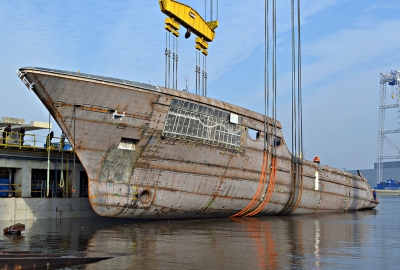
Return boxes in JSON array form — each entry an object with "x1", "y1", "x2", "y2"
[
  {"x1": 165, "y1": 24, "x2": 180, "y2": 37},
  {"x1": 159, "y1": 0, "x2": 218, "y2": 42},
  {"x1": 195, "y1": 37, "x2": 208, "y2": 50},
  {"x1": 165, "y1": 18, "x2": 180, "y2": 30}
]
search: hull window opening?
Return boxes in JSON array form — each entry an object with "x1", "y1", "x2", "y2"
[
  {"x1": 247, "y1": 128, "x2": 260, "y2": 140},
  {"x1": 118, "y1": 138, "x2": 139, "y2": 151},
  {"x1": 273, "y1": 136, "x2": 281, "y2": 147}
]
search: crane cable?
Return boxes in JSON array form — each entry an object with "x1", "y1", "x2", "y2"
[
  {"x1": 246, "y1": 0, "x2": 278, "y2": 217},
  {"x1": 168, "y1": 34, "x2": 171, "y2": 88},
  {"x1": 175, "y1": 37, "x2": 179, "y2": 89},
  {"x1": 172, "y1": 36, "x2": 175, "y2": 89},
  {"x1": 230, "y1": 0, "x2": 277, "y2": 218},
  {"x1": 165, "y1": 32, "x2": 168, "y2": 88},
  {"x1": 195, "y1": 50, "x2": 200, "y2": 94},
  {"x1": 272, "y1": 0, "x2": 277, "y2": 157},
  {"x1": 298, "y1": 0, "x2": 303, "y2": 159},
  {"x1": 278, "y1": 0, "x2": 304, "y2": 215},
  {"x1": 291, "y1": 0, "x2": 296, "y2": 162}
]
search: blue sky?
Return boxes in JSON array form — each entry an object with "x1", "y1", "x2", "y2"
[{"x1": 2, "y1": 0, "x2": 400, "y2": 172}]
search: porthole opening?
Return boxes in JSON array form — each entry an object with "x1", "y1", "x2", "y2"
[{"x1": 139, "y1": 190, "x2": 151, "y2": 204}]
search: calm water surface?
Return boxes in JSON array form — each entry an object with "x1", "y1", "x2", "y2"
[{"x1": 1, "y1": 196, "x2": 399, "y2": 269}]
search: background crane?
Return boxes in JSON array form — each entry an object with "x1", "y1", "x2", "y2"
[{"x1": 377, "y1": 70, "x2": 400, "y2": 184}]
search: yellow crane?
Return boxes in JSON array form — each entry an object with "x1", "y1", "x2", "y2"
[
  {"x1": 159, "y1": 0, "x2": 219, "y2": 95},
  {"x1": 159, "y1": 0, "x2": 218, "y2": 55}
]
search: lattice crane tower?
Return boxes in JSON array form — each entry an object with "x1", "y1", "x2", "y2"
[{"x1": 377, "y1": 70, "x2": 400, "y2": 184}]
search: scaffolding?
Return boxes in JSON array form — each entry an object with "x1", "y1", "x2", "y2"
[{"x1": 377, "y1": 70, "x2": 400, "y2": 183}]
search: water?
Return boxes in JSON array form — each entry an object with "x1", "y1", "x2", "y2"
[{"x1": 1, "y1": 197, "x2": 399, "y2": 270}]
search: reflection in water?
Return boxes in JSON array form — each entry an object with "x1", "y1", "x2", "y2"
[
  {"x1": 314, "y1": 219, "x2": 321, "y2": 269},
  {"x1": 287, "y1": 216, "x2": 305, "y2": 269},
  {"x1": 233, "y1": 218, "x2": 277, "y2": 269},
  {"x1": 1, "y1": 197, "x2": 399, "y2": 269}
]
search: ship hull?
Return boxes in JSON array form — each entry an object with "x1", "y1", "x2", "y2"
[{"x1": 17, "y1": 67, "x2": 378, "y2": 219}]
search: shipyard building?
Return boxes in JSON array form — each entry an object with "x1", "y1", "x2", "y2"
[
  {"x1": 0, "y1": 117, "x2": 96, "y2": 221},
  {"x1": 347, "y1": 161, "x2": 400, "y2": 189}
]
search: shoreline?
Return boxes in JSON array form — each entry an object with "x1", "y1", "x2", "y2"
[{"x1": 375, "y1": 190, "x2": 400, "y2": 196}]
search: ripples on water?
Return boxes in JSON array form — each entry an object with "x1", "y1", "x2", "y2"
[{"x1": 1, "y1": 197, "x2": 399, "y2": 269}]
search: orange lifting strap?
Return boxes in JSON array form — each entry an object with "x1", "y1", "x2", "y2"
[
  {"x1": 246, "y1": 156, "x2": 277, "y2": 217},
  {"x1": 230, "y1": 151, "x2": 277, "y2": 218}
]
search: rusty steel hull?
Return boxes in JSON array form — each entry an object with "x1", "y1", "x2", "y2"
[{"x1": 17, "y1": 67, "x2": 378, "y2": 219}]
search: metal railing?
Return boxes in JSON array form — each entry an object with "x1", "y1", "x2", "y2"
[
  {"x1": 1, "y1": 131, "x2": 72, "y2": 151},
  {"x1": 0, "y1": 183, "x2": 22, "y2": 197},
  {"x1": 31, "y1": 180, "x2": 65, "y2": 198},
  {"x1": 1, "y1": 131, "x2": 37, "y2": 149}
]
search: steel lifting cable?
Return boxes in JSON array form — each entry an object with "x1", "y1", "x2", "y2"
[
  {"x1": 205, "y1": 0, "x2": 207, "y2": 21},
  {"x1": 204, "y1": 56, "x2": 207, "y2": 97},
  {"x1": 292, "y1": 0, "x2": 304, "y2": 212},
  {"x1": 230, "y1": 150, "x2": 269, "y2": 218},
  {"x1": 243, "y1": 0, "x2": 275, "y2": 217},
  {"x1": 198, "y1": 51, "x2": 201, "y2": 94},
  {"x1": 202, "y1": 54, "x2": 205, "y2": 96},
  {"x1": 279, "y1": 0, "x2": 303, "y2": 215},
  {"x1": 287, "y1": 165, "x2": 304, "y2": 214},
  {"x1": 279, "y1": 0, "x2": 298, "y2": 215},
  {"x1": 291, "y1": 0, "x2": 297, "y2": 161},
  {"x1": 230, "y1": 0, "x2": 275, "y2": 218},
  {"x1": 264, "y1": 0, "x2": 269, "y2": 152},
  {"x1": 168, "y1": 33, "x2": 171, "y2": 88},
  {"x1": 279, "y1": 163, "x2": 297, "y2": 214},
  {"x1": 175, "y1": 37, "x2": 179, "y2": 90},
  {"x1": 172, "y1": 37, "x2": 175, "y2": 89},
  {"x1": 211, "y1": 0, "x2": 213, "y2": 21},
  {"x1": 298, "y1": 0, "x2": 303, "y2": 158},
  {"x1": 279, "y1": 163, "x2": 303, "y2": 215},
  {"x1": 195, "y1": 50, "x2": 198, "y2": 95},
  {"x1": 269, "y1": 0, "x2": 277, "y2": 157},
  {"x1": 165, "y1": 32, "x2": 168, "y2": 88}
]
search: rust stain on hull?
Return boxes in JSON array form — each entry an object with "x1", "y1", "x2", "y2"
[{"x1": 17, "y1": 67, "x2": 378, "y2": 219}]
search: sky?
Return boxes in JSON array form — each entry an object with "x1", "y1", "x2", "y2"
[{"x1": 1, "y1": 0, "x2": 400, "y2": 171}]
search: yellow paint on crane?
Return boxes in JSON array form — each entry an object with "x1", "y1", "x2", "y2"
[
  {"x1": 165, "y1": 24, "x2": 179, "y2": 37},
  {"x1": 165, "y1": 18, "x2": 180, "y2": 37},
  {"x1": 165, "y1": 17, "x2": 180, "y2": 30},
  {"x1": 195, "y1": 37, "x2": 208, "y2": 50},
  {"x1": 158, "y1": 0, "x2": 218, "y2": 42}
]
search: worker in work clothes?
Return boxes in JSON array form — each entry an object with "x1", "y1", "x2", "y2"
[
  {"x1": 46, "y1": 131, "x2": 54, "y2": 148},
  {"x1": 19, "y1": 126, "x2": 26, "y2": 146},
  {"x1": 2, "y1": 125, "x2": 11, "y2": 144},
  {"x1": 313, "y1": 156, "x2": 321, "y2": 164}
]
